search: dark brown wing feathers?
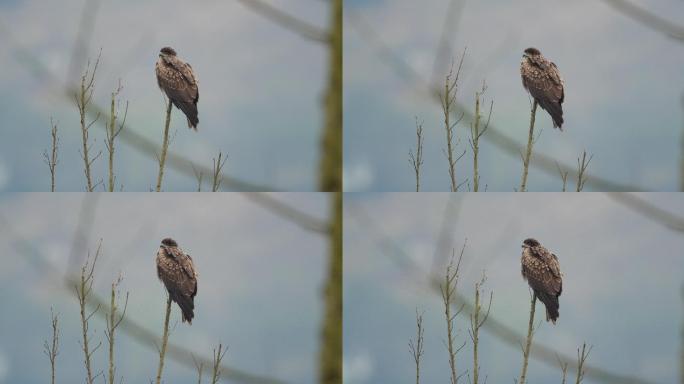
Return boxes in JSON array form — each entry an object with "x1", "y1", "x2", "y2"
[
  {"x1": 156, "y1": 245, "x2": 197, "y2": 324},
  {"x1": 156, "y1": 54, "x2": 199, "y2": 130},
  {"x1": 521, "y1": 54, "x2": 564, "y2": 129},
  {"x1": 522, "y1": 244, "x2": 562, "y2": 323}
]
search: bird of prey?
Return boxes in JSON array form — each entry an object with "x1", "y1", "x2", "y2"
[
  {"x1": 520, "y1": 47, "x2": 565, "y2": 130},
  {"x1": 156, "y1": 47, "x2": 199, "y2": 130},
  {"x1": 521, "y1": 238, "x2": 563, "y2": 324},
  {"x1": 156, "y1": 238, "x2": 198, "y2": 324}
]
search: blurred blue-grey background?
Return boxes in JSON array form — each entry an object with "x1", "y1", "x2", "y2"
[
  {"x1": 0, "y1": 192, "x2": 328, "y2": 383},
  {"x1": 344, "y1": 193, "x2": 684, "y2": 383},
  {"x1": 0, "y1": 0, "x2": 328, "y2": 191},
  {"x1": 344, "y1": 0, "x2": 684, "y2": 191}
]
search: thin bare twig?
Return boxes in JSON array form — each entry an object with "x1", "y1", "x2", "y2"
[
  {"x1": 557, "y1": 354, "x2": 569, "y2": 384},
  {"x1": 409, "y1": 117, "x2": 424, "y2": 192},
  {"x1": 556, "y1": 162, "x2": 569, "y2": 192},
  {"x1": 576, "y1": 151, "x2": 593, "y2": 192},
  {"x1": 43, "y1": 118, "x2": 59, "y2": 192},
  {"x1": 43, "y1": 308, "x2": 60, "y2": 384},
  {"x1": 75, "y1": 242, "x2": 103, "y2": 384},
  {"x1": 105, "y1": 80, "x2": 127, "y2": 192},
  {"x1": 409, "y1": 309, "x2": 425, "y2": 384},
  {"x1": 75, "y1": 51, "x2": 102, "y2": 192},
  {"x1": 155, "y1": 297, "x2": 172, "y2": 384},
  {"x1": 469, "y1": 272, "x2": 492, "y2": 384},
  {"x1": 469, "y1": 82, "x2": 492, "y2": 192},
  {"x1": 155, "y1": 99, "x2": 173, "y2": 192},
  {"x1": 192, "y1": 165, "x2": 204, "y2": 192},
  {"x1": 519, "y1": 101, "x2": 538, "y2": 192},
  {"x1": 441, "y1": 52, "x2": 467, "y2": 191},
  {"x1": 105, "y1": 274, "x2": 129, "y2": 384},
  {"x1": 193, "y1": 354, "x2": 205, "y2": 384},
  {"x1": 211, "y1": 152, "x2": 228, "y2": 192},
  {"x1": 575, "y1": 343, "x2": 592, "y2": 384},
  {"x1": 211, "y1": 344, "x2": 229, "y2": 384},
  {"x1": 518, "y1": 292, "x2": 537, "y2": 384},
  {"x1": 441, "y1": 244, "x2": 466, "y2": 384}
]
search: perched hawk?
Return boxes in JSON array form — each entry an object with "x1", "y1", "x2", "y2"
[
  {"x1": 156, "y1": 238, "x2": 198, "y2": 324},
  {"x1": 521, "y1": 238, "x2": 563, "y2": 324},
  {"x1": 156, "y1": 47, "x2": 199, "y2": 130},
  {"x1": 520, "y1": 47, "x2": 564, "y2": 130}
]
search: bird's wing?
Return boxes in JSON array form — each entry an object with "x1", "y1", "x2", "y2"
[
  {"x1": 526, "y1": 57, "x2": 563, "y2": 102},
  {"x1": 156, "y1": 58, "x2": 196, "y2": 103},
  {"x1": 179, "y1": 253, "x2": 198, "y2": 296},
  {"x1": 532, "y1": 246, "x2": 562, "y2": 294}
]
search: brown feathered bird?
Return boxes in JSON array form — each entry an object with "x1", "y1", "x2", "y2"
[
  {"x1": 155, "y1": 47, "x2": 199, "y2": 130},
  {"x1": 156, "y1": 238, "x2": 198, "y2": 324},
  {"x1": 520, "y1": 47, "x2": 565, "y2": 130},
  {"x1": 521, "y1": 238, "x2": 563, "y2": 324}
]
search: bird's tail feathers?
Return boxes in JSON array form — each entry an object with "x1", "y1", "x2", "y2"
[
  {"x1": 538, "y1": 99, "x2": 564, "y2": 130},
  {"x1": 170, "y1": 291, "x2": 195, "y2": 324},
  {"x1": 171, "y1": 100, "x2": 199, "y2": 130},
  {"x1": 536, "y1": 291, "x2": 559, "y2": 324}
]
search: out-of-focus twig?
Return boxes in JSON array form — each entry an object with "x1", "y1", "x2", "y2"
[
  {"x1": 318, "y1": 0, "x2": 342, "y2": 192},
  {"x1": 606, "y1": 193, "x2": 684, "y2": 233},
  {"x1": 600, "y1": 0, "x2": 684, "y2": 42},
  {"x1": 241, "y1": 192, "x2": 329, "y2": 234},
  {"x1": 235, "y1": 0, "x2": 329, "y2": 43},
  {"x1": 318, "y1": 191, "x2": 342, "y2": 384}
]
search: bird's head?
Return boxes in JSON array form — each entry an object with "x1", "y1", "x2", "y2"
[
  {"x1": 161, "y1": 238, "x2": 178, "y2": 247},
  {"x1": 522, "y1": 47, "x2": 541, "y2": 60},
  {"x1": 522, "y1": 238, "x2": 540, "y2": 248},
  {"x1": 159, "y1": 47, "x2": 177, "y2": 58}
]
